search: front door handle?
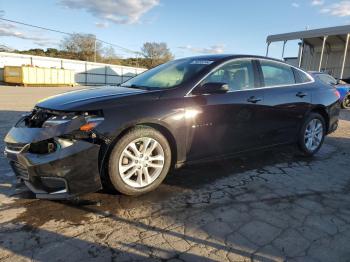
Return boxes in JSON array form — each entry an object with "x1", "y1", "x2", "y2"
[
  {"x1": 247, "y1": 96, "x2": 262, "y2": 103},
  {"x1": 296, "y1": 92, "x2": 307, "y2": 98}
]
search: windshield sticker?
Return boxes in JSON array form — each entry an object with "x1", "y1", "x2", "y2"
[{"x1": 190, "y1": 60, "x2": 214, "y2": 65}]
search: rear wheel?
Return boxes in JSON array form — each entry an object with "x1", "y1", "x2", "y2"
[
  {"x1": 341, "y1": 94, "x2": 350, "y2": 109},
  {"x1": 298, "y1": 113, "x2": 326, "y2": 156},
  {"x1": 108, "y1": 126, "x2": 171, "y2": 195}
]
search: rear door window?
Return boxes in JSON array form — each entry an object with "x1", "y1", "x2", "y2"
[{"x1": 260, "y1": 60, "x2": 296, "y2": 87}]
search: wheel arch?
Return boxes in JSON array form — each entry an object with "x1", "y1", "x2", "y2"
[
  {"x1": 309, "y1": 106, "x2": 330, "y2": 132},
  {"x1": 141, "y1": 122, "x2": 178, "y2": 167},
  {"x1": 98, "y1": 121, "x2": 178, "y2": 178}
]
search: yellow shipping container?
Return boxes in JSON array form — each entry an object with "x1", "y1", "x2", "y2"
[{"x1": 4, "y1": 66, "x2": 75, "y2": 86}]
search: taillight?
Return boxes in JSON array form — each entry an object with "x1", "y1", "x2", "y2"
[{"x1": 334, "y1": 89, "x2": 341, "y2": 100}]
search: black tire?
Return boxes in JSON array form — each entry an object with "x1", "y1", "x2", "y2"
[
  {"x1": 341, "y1": 94, "x2": 350, "y2": 109},
  {"x1": 297, "y1": 112, "x2": 326, "y2": 157},
  {"x1": 108, "y1": 126, "x2": 171, "y2": 196}
]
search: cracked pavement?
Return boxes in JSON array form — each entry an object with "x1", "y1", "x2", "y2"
[{"x1": 0, "y1": 87, "x2": 350, "y2": 261}]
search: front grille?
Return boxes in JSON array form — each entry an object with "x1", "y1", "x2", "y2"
[
  {"x1": 10, "y1": 161, "x2": 29, "y2": 180},
  {"x1": 6, "y1": 143, "x2": 27, "y2": 153}
]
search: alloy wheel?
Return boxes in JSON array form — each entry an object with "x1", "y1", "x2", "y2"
[
  {"x1": 118, "y1": 137, "x2": 165, "y2": 188},
  {"x1": 343, "y1": 95, "x2": 350, "y2": 109},
  {"x1": 304, "y1": 119, "x2": 324, "y2": 152}
]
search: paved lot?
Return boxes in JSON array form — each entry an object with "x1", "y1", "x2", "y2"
[
  {"x1": 0, "y1": 86, "x2": 350, "y2": 261},
  {"x1": 0, "y1": 86, "x2": 82, "y2": 111}
]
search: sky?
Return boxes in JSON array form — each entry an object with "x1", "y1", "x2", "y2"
[{"x1": 1, "y1": 0, "x2": 350, "y2": 59}]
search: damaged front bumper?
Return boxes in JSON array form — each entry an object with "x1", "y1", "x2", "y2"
[{"x1": 4, "y1": 110, "x2": 103, "y2": 199}]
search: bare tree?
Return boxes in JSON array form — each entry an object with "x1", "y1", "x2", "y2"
[
  {"x1": 60, "y1": 33, "x2": 102, "y2": 62},
  {"x1": 141, "y1": 42, "x2": 173, "y2": 67},
  {"x1": 101, "y1": 46, "x2": 122, "y2": 64},
  {"x1": 102, "y1": 46, "x2": 119, "y2": 59}
]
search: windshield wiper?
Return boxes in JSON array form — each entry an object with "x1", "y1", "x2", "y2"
[{"x1": 121, "y1": 84, "x2": 152, "y2": 90}]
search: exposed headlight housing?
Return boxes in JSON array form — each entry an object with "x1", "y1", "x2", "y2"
[
  {"x1": 42, "y1": 112, "x2": 104, "y2": 131},
  {"x1": 42, "y1": 117, "x2": 71, "y2": 127}
]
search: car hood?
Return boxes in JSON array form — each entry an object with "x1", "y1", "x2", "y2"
[{"x1": 36, "y1": 86, "x2": 154, "y2": 111}]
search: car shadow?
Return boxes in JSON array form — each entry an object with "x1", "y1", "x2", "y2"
[{"x1": 164, "y1": 145, "x2": 305, "y2": 189}]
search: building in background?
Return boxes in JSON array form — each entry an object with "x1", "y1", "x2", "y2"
[{"x1": 267, "y1": 25, "x2": 350, "y2": 80}]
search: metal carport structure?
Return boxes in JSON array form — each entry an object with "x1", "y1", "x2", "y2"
[{"x1": 266, "y1": 25, "x2": 350, "y2": 79}]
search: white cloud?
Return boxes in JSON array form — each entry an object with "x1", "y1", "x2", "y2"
[
  {"x1": 95, "y1": 21, "x2": 109, "y2": 28},
  {"x1": 311, "y1": 0, "x2": 324, "y2": 6},
  {"x1": 0, "y1": 22, "x2": 57, "y2": 47},
  {"x1": 0, "y1": 10, "x2": 5, "y2": 17},
  {"x1": 178, "y1": 44, "x2": 225, "y2": 54},
  {"x1": 321, "y1": 1, "x2": 350, "y2": 16},
  {"x1": 292, "y1": 2, "x2": 300, "y2": 8},
  {"x1": 59, "y1": 0, "x2": 160, "y2": 24}
]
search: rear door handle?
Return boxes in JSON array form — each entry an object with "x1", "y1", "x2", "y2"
[
  {"x1": 296, "y1": 92, "x2": 307, "y2": 98},
  {"x1": 247, "y1": 96, "x2": 262, "y2": 103}
]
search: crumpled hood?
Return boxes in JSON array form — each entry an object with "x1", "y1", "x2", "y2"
[{"x1": 36, "y1": 86, "x2": 150, "y2": 111}]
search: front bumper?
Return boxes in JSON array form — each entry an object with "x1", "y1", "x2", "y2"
[{"x1": 4, "y1": 117, "x2": 103, "y2": 199}]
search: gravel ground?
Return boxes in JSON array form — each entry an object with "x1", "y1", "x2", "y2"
[{"x1": 0, "y1": 86, "x2": 350, "y2": 261}]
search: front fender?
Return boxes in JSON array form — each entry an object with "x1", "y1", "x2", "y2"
[{"x1": 97, "y1": 108, "x2": 189, "y2": 167}]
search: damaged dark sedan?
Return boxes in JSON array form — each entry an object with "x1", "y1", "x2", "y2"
[{"x1": 4, "y1": 55, "x2": 340, "y2": 199}]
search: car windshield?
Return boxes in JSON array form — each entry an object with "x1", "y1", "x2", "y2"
[{"x1": 122, "y1": 58, "x2": 214, "y2": 90}]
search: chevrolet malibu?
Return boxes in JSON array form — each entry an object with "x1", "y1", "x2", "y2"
[{"x1": 4, "y1": 55, "x2": 340, "y2": 199}]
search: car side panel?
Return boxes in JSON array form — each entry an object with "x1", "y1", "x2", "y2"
[
  {"x1": 181, "y1": 89, "x2": 265, "y2": 161},
  {"x1": 311, "y1": 84, "x2": 341, "y2": 133},
  {"x1": 258, "y1": 84, "x2": 314, "y2": 146}
]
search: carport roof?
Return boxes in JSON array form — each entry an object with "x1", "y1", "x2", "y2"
[{"x1": 267, "y1": 25, "x2": 350, "y2": 43}]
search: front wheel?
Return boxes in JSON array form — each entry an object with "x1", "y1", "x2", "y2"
[
  {"x1": 341, "y1": 94, "x2": 350, "y2": 109},
  {"x1": 298, "y1": 113, "x2": 326, "y2": 156},
  {"x1": 108, "y1": 126, "x2": 171, "y2": 196}
]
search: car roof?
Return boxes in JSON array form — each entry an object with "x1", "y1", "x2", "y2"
[
  {"x1": 309, "y1": 71, "x2": 330, "y2": 75},
  {"x1": 180, "y1": 54, "x2": 286, "y2": 63}
]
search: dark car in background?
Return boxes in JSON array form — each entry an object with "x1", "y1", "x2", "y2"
[
  {"x1": 4, "y1": 55, "x2": 340, "y2": 199},
  {"x1": 310, "y1": 71, "x2": 350, "y2": 109}
]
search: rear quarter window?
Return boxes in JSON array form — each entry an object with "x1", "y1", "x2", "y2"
[
  {"x1": 293, "y1": 68, "x2": 313, "y2": 84},
  {"x1": 260, "y1": 60, "x2": 296, "y2": 87}
]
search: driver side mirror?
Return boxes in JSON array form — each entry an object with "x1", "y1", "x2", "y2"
[{"x1": 192, "y1": 82, "x2": 229, "y2": 95}]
